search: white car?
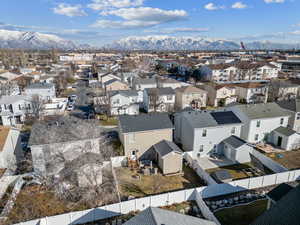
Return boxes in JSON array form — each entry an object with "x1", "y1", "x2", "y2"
[{"x1": 67, "y1": 104, "x2": 74, "y2": 111}]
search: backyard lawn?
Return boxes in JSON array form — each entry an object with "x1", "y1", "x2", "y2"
[
  {"x1": 206, "y1": 163, "x2": 263, "y2": 180},
  {"x1": 98, "y1": 115, "x2": 118, "y2": 126},
  {"x1": 266, "y1": 150, "x2": 300, "y2": 170},
  {"x1": 115, "y1": 165, "x2": 205, "y2": 199},
  {"x1": 215, "y1": 199, "x2": 268, "y2": 225}
]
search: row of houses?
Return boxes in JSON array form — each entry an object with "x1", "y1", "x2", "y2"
[{"x1": 118, "y1": 101, "x2": 300, "y2": 172}]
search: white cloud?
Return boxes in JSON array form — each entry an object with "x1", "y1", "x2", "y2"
[
  {"x1": 144, "y1": 27, "x2": 209, "y2": 34},
  {"x1": 92, "y1": 7, "x2": 188, "y2": 29},
  {"x1": 204, "y1": 3, "x2": 224, "y2": 10},
  {"x1": 264, "y1": 0, "x2": 285, "y2": 3},
  {"x1": 232, "y1": 2, "x2": 248, "y2": 9},
  {"x1": 290, "y1": 30, "x2": 300, "y2": 35},
  {"x1": 53, "y1": 3, "x2": 87, "y2": 17},
  {"x1": 88, "y1": 0, "x2": 144, "y2": 11}
]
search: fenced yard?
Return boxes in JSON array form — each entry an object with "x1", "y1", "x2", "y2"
[
  {"x1": 266, "y1": 149, "x2": 300, "y2": 170},
  {"x1": 115, "y1": 165, "x2": 205, "y2": 199},
  {"x1": 206, "y1": 163, "x2": 272, "y2": 181},
  {"x1": 214, "y1": 199, "x2": 268, "y2": 225}
]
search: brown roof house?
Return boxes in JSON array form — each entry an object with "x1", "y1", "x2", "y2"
[
  {"x1": 0, "y1": 126, "x2": 23, "y2": 173},
  {"x1": 118, "y1": 114, "x2": 174, "y2": 159},
  {"x1": 175, "y1": 86, "x2": 208, "y2": 110}
]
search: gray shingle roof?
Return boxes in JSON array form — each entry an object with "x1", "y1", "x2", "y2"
[
  {"x1": 276, "y1": 99, "x2": 300, "y2": 112},
  {"x1": 274, "y1": 126, "x2": 297, "y2": 137},
  {"x1": 251, "y1": 184, "x2": 300, "y2": 225},
  {"x1": 119, "y1": 113, "x2": 173, "y2": 133},
  {"x1": 223, "y1": 135, "x2": 247, "y2": 149},
  {"x1": 0, "y1": 95, "x2": 31, "y2": 104},
  {"x1": 266, "y1": 183, "x2": 293, "y2": 202},
  {"x1": 110, "y1": 90, "x2": 138, "y2": 97},
  {"x1": 123, "y1": 207, "x2": 216, "y2": 225},
  {"x1": 183, "y1": 110, "x2": 242, "y2": 129},
  {"x1": 233, "y1": 103, "x2": 290, "y2": 120},
  {"x1": 153, "y1": 140, "x2": 183, "y2": 157},
  {"x1": 26, "y1": 82, "x2": 54, "y2": 89},
  {"x1": 145, "y1": 87, "x2": 175, "y2": 96},
  {"x1": 28, "y1": 116, "x2": 102, "y2": 146}
]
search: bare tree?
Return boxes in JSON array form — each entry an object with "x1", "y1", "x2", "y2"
[{"x1": 29, "y1": 95, "x2": 44, "y2": 121}]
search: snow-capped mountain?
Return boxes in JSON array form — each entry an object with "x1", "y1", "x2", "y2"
[
  {"x1": 107, "y1": 36, "x2": 300, "y2": 50},
  {"x1": 0, "y1": 29, "x2": 78, "y2": 50}
]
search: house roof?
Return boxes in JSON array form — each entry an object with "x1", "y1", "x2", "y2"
[
  {"x1": 0, "y1": 95, "x2": 31, "y2": 105},
  {"x1": 276, "y1": 99, "x2": 300, "y2": 113},
  {"x1": 183, "y1": 110, "x2": 242, "y2": 129},
  {"x1": 267, "y1": 183, "x2": 293, "y2": 202},
  {"x1": 176, "y1": 85, "x2": 207, "y2": 94},
  {"x1": 236, "y1": 82, "x2": 267, "y2": 89},
  {"x1": 123, "y1": 207, "x2": 216, "y2": 225},
  {"x1": 251, "y1": 184, "x2": 300, "y2": 225},
  {"x1": 223, "y1": 135, "x2": 247, "y2": 149},
  {"x1": 110, "y1": 90, "x2": 139, "y2": 97},
  {"x1": 25, "y1": 82, "x2": 54, "y2": 89},
  {"x1": 274, "y1": 126, "x2": 297, "y2": 137},
  {"x1": 233, "y1": 103, "x2": 290, "y2": 120},
  {"x1": 119, "y1": 113, "x2": 173, "y2": 133},
  {"x1": 145, "y1": 87, "x2": 175, "y2": 96},
  {"x1": 28, "y1": 116, "x2": 102, "y2": 146},
  {"x1": 153, "y1": 140, "x2": 183, "y2": 157},
  {"x1": 0, "y1": 126, "x2": 10, "y2": 152}
]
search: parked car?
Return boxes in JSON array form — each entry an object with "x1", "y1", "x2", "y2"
[{"x1": 67, "y1": 104, "x2": 74, "y2": 111}]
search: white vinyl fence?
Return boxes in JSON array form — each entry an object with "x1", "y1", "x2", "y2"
[{"x1": 184, "y1": 153, "x2": 217, "y2": 185}]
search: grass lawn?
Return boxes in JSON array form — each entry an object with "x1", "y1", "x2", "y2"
[
  {"x1": 215, "y1": 199, "x2": 268, "y2": 225},
  {"x1": 206, "y1": 163, "x2": 255, "y2": 180},
  {"x1": 98, "y1": 115, "x2": 118, "y2": 126},
  {"x1": 116, "y1": 165, "x2": 205, "y2": 199},
  {"x1": 266, "y1": 150, "x2": 300, "y2": 170}
]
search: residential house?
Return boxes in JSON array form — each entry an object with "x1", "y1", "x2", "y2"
[
  {"x1": 109, "y1": 90, "x2": 143, "y2": 115},
  {"x1": 276, "y1": 99, "x2": 300, "y2": 132},
  {"x1": 174, "y1": 110, "x2": 243, "y2": 157},
  {"x1": 103, "y1": 79, "x2": 129, "y2": 92},
  {"x1": 0, "y1": 95, "x2": 32, "y2": 126},
  {"x1": 269, "y1": 80, "x2": 299, "y2": 101},
  {"x1": 235, "y1": 82, "x2": 269, "y2": 104},
  {"x1": 24, "y1": 82, "x2": 56, "y2": 101},
  {"x1": 269, "y1": 126, "x2": 300, "y2": 150},
  {"x1": 230, "y1": 103, "x2": 290, "y2": 143},
  {"x1": 133, "y1": 77, "x2": 157, "y2": 91},
  {"x1": 175, "y1": 86, "x2": 208, "y2": 110},
  {"x1": 99, "y1": 73, "x2": 121, "y2": 84},
  {"x1": 151, "y1": 140, "x2": 183, "y2": 175},
  {"x1": 0, "y1": 126, "x2": 23, "y2": 173},
  {"x1": 201, "y1": 84, "x2": 238, "y2": 107},
  {"x1": 200, "y1": 62, "x2": 279, "y2": 82},
  {"x1": 143, "y1": 87, "x2": 175, "y2": 113},
  {"x1": 118, "y1": 114, "x2": 174, "y2": 159},
  {"x1": 28, "y1": 116, "x2": 105, "y2": 187},
  {"x1": 265, "y1": 183, "x2": 293, "y2": 209},
  {"x1": 123, "y1": 207, "x2": 216, "y2": 225},
  {"x1": 0, "y1": 72, "x2": 22, "y2": 84},
  {"x1": 157, "y1": 77, "x2": 186, "y2": 89}
]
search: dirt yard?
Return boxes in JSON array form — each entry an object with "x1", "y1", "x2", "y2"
[
  {"x1": 266, "y1": 150, "x2": 300, "y2": 170},
  {"x1": 115, "y1": 166, "x2": 205, "y2": 199}
]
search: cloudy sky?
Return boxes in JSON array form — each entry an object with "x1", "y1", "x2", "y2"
[{"x1": 0, "y1": 0, "x2": 300, "y2": 46}]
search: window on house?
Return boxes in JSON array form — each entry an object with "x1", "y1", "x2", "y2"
[
  {"x1": 231, "y1": 127, "x2": 236, "y2": 134},
  {"x1": 256, "y1": 120, "x2": 261, "y2": 128},
  {"x1": 18, "y1": 104, "x2": 21, "y2": 110},
  {"x1": 280, "y1": 118, "x2": 284, "y2": 125},
  {"x1": 167, "y1": 95, "x2": 173, "y2": 100},
  {"x1": 199, "y1": 145, "x2": 204, "y2": 152},
  {"x1": 297, "y1": 113, "x2": 300, "y2": 120},
  {"x1": 132, "y1": 150, "x2": 136, "y2": 156},
  {"x1": 255, "y1": 134, "x2": 259, "y2": 141},
  {"x1": 202, "y1": 129, "x2": 207, "y2": 137}
]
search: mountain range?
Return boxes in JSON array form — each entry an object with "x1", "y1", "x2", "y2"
[
  {"x1": 107, "y1": 36, "x2": 300, "y2": 51},
  {"x1": 0, "y1": 29, "x2": 299, "y2": 51}
]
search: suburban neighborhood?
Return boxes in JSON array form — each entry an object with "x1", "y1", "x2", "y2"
[{"x1": 0, "y1": 49, "x2": 300, "y2": 225}]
